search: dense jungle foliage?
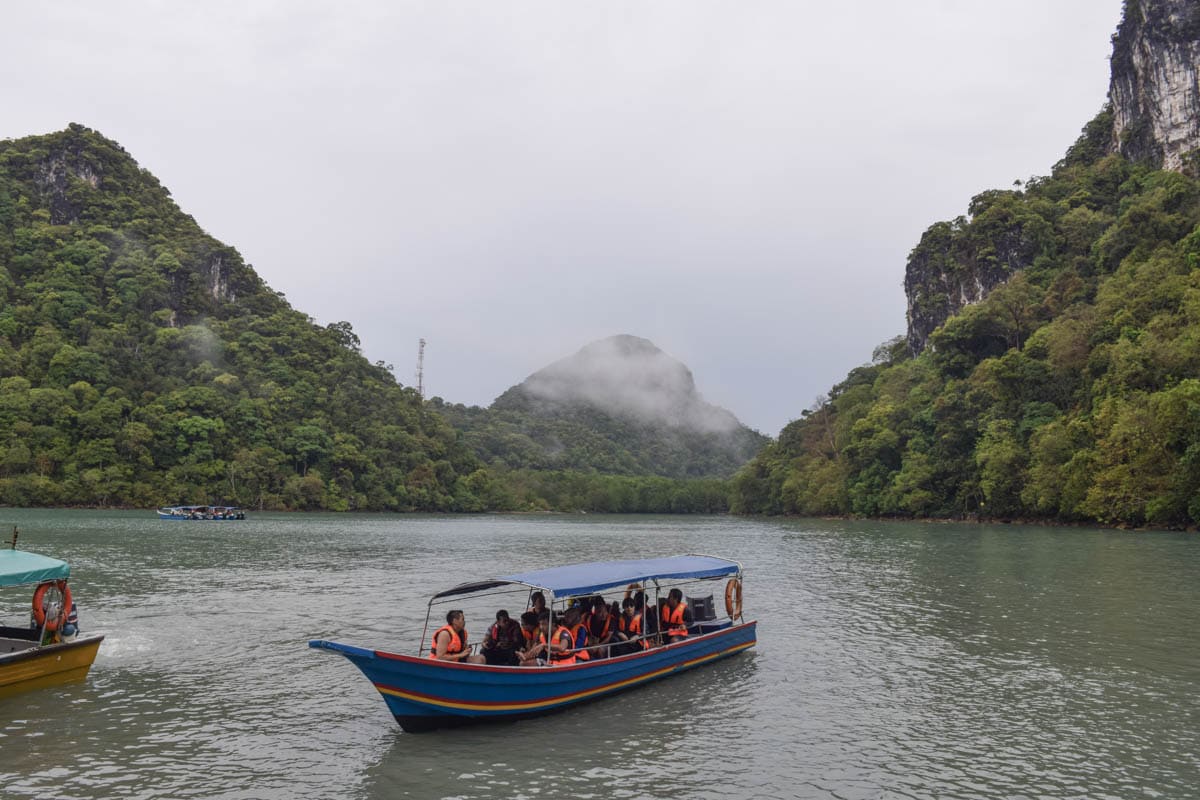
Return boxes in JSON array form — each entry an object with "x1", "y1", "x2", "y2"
[
  {"x1": 0, "y1": 125, "x2": 743, "y2": 513},
  {"x1": 429, "y1": 397, "x2": 750, "y2": 513},
  {"x1": 433, "y1": 395, "x2": 766, "y2": 480},
  {"x1": 0, "y1": 125, "x2": 492, "y2": 511},
  {"x1": 733, "y1": 110, "x2": 1200, "y2": 527}
]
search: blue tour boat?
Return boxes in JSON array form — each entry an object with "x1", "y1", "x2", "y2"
[
  {"x1": 309, "y1": 554, "x2": 756, "y2": 732},
  {"x1": 157, "y1": 505, "x2": 245, "y2": 520}
]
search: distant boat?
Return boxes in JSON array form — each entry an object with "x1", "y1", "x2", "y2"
[
  {"x1": 310, "y1": 554, "x2": 756, "y2": 732},
  {"x1": 156, "y1": 506, "x2": 246, "y2": 520},
  {"x1": 1, "y1": 529, "x2": 104, "y2": 699}
]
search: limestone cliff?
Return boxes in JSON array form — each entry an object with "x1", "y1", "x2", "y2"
[
  {"x1": 1110, "y1": 0, "x2": 1200, "y2": 171},
  {"x1": 904, "y1": 0, "x2": 1200, "y2": 355}
]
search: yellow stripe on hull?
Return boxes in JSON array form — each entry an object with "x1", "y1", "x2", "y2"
[{"x1": 0, "y1": 637, "x2": 103, "y2": 700}]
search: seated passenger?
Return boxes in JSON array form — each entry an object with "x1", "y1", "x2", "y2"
[
  {"x1": 545, "y1": 610, "x2": 576, "y2": 666},
  {"x1": 636, "y1": 592, "x2": 661, "y2": 647},
  {"x1": 611, "y1": 597, "x2": 642, "y2": 655},
  {"x1": 527, "y1": 591, "x2": 547, "y2": 616},
  {"x1": 585, "y1": 596, "x2": 617, "y2": 658},
  {"x1": 517, "y1": 611, "x2": 546, "y2": 666},
  {"x1": 563, "y1": 605, "x2": 589, "y2": 661},
  {"x1": 481, "y1": 609, "x2": 523, "y2": 666},
  {"x1": 661, "y1": 588, "x2": 694, "y2": 644},
  {"x1": 429, "y1": 609, "x2": 486, "y2": 663}
]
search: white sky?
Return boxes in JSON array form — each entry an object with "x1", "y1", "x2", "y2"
[{"x1": 3, "y1": 1, "x2": 1123, "y2": 434}]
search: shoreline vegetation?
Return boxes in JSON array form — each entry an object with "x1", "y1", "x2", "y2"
[{"x1": 3, "y1": 503, "x2": 1195, "y2": 535}]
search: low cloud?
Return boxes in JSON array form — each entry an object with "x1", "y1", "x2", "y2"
[{"x1": 515, "y1": 335, "x2": 744, "y2": 434}]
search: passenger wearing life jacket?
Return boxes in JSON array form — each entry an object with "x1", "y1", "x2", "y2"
[
  {"x1": 585, "y1": 596, "x2": 617, "y2": 658},
  {"x1": 546, "y1": 610, "x2": 577, "y2": 666},
  {"x1": 429, "y1": 609, "x2": 486, "y2": 663},
  {"x1": 481, "y1": 609, "x2": 524, "y2": 666},
  {"x1": 617, "y1": 597, "x2": 641, "y2": 637},
  {"x1": 562, "y1": 605, "x2": 590, "y2": 662},
  {"x1": 610, "y1": 597, "x2": 643, "y2": 655},
  {"x1": 517, "y1": 611, "x2": 546, "y2": 666},
  {"x1": 527, "y1": 591, "x2": 547, "y2": 616},
  {"x1": 661, "y1": 588, "x2": 693, "y2": 644}
]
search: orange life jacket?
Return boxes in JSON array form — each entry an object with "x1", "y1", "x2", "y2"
[
  {"x1": 662, "y1": 602, "x2": 688, "y2": 638},
  {"x1": 429, "y1": 624, "x2": 465, "y2": 659},
  {"x1": 522, "y1": 628, "x2": 545, "y2": 651},
  {"x1": 588, "y1": 612, "x2": 613, "y2": 641},
  {"x1": 549, "y1": 625, "x2": 576, "y2": 665},
  {"x1": 568, "y1": 622, "x2": 591, "y2": 660},
  {"x1": 620, "y1": 612, "x2": 642, "y2": 636}
]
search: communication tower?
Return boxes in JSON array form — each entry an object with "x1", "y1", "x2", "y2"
[{"x1": 416, "y1": 338, "x2": 426, "y2": 399}]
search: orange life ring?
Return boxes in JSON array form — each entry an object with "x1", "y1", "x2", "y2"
[
  {"x1": 724, "y1": 578, "x2": 743, "y2": 620},
  {"x1": 32, "y1": 580, "x2": 72, "y2": 632},
  {"x1": 624, "y1": 582, "x2": 641, "y2": 600}
]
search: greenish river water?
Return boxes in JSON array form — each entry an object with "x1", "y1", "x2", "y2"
[{"x1": 0, "y1": 509, "x2": 1196, "y2": 799}]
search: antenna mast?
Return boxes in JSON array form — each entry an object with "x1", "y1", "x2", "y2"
[{"x1": 415, "y1": 338, "x2": 426, "y2": 399}]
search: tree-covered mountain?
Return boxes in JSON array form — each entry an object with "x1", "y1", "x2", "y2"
[
  {"x1": 430, "y1": 335, "x2": 767, "y2": 512},
  {"x1": 733, "y1": 1, "x2": 1200, "y2": 527},
  {"x1": 0, "y1": 127, "x2": 766, "y2": 514},
  {"x1": 436, "y1": 335, "x2": 767, "y2": 479},
  {"x1": 0, "y1": 124, "x2": 486, "y2": 511}
]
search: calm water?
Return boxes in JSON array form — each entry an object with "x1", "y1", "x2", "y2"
[{"x1": 0, "y1": 510, "x2": 1197, "y2": 799}]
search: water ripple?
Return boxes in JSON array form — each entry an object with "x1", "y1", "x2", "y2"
[{"x1": 0, "y1": 512, "x2": 1197, "y2": 799}]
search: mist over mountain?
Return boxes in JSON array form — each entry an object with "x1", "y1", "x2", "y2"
[
  {"x1": 436, "y1": 335, "x2": 767, "y2": 480},
  {"x1": 495, "y1": 335, "x2": 744, "y2": 435}
]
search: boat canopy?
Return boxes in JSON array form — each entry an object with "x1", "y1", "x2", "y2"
[
  {"x1": 432, "y1": 555, "x2": 740, "y2": 600},
  {"x1": 0, "y1": 549, "x2": 70, "y2": 586}
]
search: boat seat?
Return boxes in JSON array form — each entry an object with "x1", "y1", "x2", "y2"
[
  {"x1": 0, "y1": 636, "x2": 38, "y2": 654},
  {"x1": 688, "y1": 594, "x2": 717, "y2": 621}
]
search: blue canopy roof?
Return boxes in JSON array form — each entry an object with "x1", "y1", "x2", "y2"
[
  {"x1": 432, "y1": 555, "x2": 741, "y2": 600},
  {"x1": 0, "y1": 549, "x2": 70, "y2": 587}
]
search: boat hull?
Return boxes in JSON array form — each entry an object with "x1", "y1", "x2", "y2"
[
  {"x1": 311, "y1": 621, "x2": 756, "y2": 732},
  {"x1": 0, "y1": 635, "x2": 105, "y2": 700},
  {"x1": 156, "y1": 510, "x2": 244, "y2": 520}
]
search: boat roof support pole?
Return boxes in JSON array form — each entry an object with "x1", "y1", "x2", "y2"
[{"x1": 418, "y1": 597, "x2": 435, "y2": 658}]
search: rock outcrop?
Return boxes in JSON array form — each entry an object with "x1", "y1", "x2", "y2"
[
  {"x1": 1110, "y1": 0, "x2": 1200, "y2": 171},
  {"x1": 904, "y1": 0, "x2": 1200, "y2": 355}
]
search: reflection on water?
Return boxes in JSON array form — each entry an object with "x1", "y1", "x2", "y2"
[{"x1": 0, "y1": 510, "x2": 1197, "y2": 799}]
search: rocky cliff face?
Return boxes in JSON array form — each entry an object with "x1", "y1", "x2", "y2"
[
  {"x1": 1110, "y1": 0, "x2": 1200, "y2": 171},
  {"x1": 903, "y1": 191, "x2": 1048, "y2": 355},
  {"x1": 6, "y1": 124, "x2": 247, "y2": 312},
  {"x1": 904, "y1": 0, "x2": 1200, "y2": 355}
]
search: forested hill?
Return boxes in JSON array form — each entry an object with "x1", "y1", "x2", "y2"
[
  {"x1": 434, "y1": 335, "x2": 768, "y2": 479},
  {"x1": 0, "y1": 124, "x2": 485, "y2": 511},
  {"x1": 732, "y1": 1, "x2": 1200, "y2": 527}
]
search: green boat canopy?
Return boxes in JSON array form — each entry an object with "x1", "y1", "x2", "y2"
[{"x1": 0, "y1": 549, "x2": 70, "y2": 586}]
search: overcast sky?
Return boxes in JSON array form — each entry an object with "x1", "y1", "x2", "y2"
[{"x1": 4, "y1": 1, "x2": 1123, "y2": 435}]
